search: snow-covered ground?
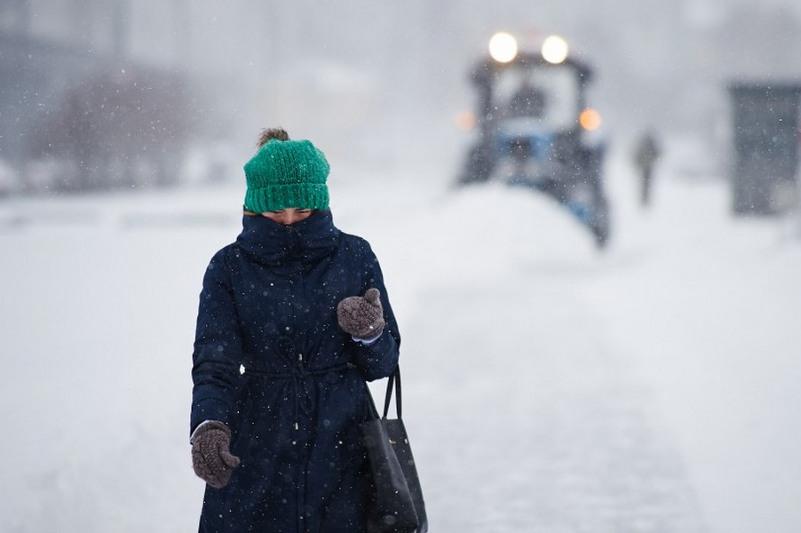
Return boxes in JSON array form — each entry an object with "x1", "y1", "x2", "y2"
[{"x1": 1, "y1": 147, "x2": 800, "y2": 532}]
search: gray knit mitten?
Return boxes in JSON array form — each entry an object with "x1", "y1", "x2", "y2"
[
  {"x1": 337, "y1": 287, "x2": 386, "y2": 340},
  {"x1": 190, "y1": 420, "x2": 241, "y2": 489}
]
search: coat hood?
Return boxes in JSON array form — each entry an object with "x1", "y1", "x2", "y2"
[{"x1": 234, "y1": 208, "x2": 341, "y2": 266}]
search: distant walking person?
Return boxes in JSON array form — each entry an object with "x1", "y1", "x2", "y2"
[
  {"x1": 188, "y1": 128, "x2": 401, "y2": 532},
  {"x1": 634, "y1": 130, "x2": 661, "y2": 207}
]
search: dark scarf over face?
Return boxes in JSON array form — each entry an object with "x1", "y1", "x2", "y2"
[{"x1": 234, "y1": 209, "x2": 341, "y2": 267}]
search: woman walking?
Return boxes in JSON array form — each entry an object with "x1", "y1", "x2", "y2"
[{"x1": 189, "y1": 128, "x2": 401, "y2": 532}]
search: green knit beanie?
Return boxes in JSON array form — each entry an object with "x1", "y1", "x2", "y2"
[{"x1": 243, "y1": 139, "x2": 330, "y2": 212}]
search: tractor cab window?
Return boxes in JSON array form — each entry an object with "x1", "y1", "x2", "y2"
[{"x1": 494, "y1": 65, "x2": 579, "y2": 131}]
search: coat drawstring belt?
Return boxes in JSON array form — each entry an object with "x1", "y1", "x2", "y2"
[{"x1": 242, "y1": 361, "x2": 354, "y2": 430}]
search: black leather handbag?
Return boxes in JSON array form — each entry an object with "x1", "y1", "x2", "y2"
[{"x1": 361, "y1": 367, "x2": 428, "y2": 533}]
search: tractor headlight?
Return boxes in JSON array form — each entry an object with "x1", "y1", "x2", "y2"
[
  {"x1": 579, "y1": 108, "x2": 602, "y2": 131},
  {"x1": 542, "y1": 35, "x2": 569, "y2": 64},
  {"x1": 454, "y1": 111, "x2": 476, "y2": 131},
  {"x1": 579, "y1": 108, "x2": 604, "y2": 147},
  {"x1": 489, "y1": 32, "x2": 518, "y2": 63}
]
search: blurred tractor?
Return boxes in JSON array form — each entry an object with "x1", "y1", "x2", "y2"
[{"x1": 456, "y1": 33, "x2": 610, "y2": 247}]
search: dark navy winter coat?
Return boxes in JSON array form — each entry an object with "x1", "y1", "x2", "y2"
[{"x1": 190, "y1": 208, "x2": 400, "y2": 533}]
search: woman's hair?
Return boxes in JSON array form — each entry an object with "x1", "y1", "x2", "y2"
[
  {"x1": 257, "y1": 127, "x2": 289, "y2": 147},
  {"x1": 245, "y1": 128, "x2": 290, "y2": 215}
]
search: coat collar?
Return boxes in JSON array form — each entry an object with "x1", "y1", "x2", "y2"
[{"x1": 235, "y1": 209, "x2": 340, "y2": 266}]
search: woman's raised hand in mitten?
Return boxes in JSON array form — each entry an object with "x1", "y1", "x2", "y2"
[
  {"x1": 337, "y1": 287, "x2": 386, "y2": 341},
  {"x1": 190, "y1": 420, "x2": 241, "y2": 489}
]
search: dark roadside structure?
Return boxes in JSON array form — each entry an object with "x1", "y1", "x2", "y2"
[
  {"x1": 728, "y1": 82, "x2": 801, "y2": 216},
  {"x1": 456, "y1": 34, "x2": 611, "y2": 248}
]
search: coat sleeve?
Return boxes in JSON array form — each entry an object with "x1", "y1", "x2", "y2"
[
  {"x1": 189, "y1": 249, "x2": 244, "y2": 438},
  {"x1": 349, "y1": 242, "x2": 401, "y2": 381}
]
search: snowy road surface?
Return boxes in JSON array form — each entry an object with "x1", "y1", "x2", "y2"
[
  {"x1": 406, "y1": 282, "x2": 705, "y2": 532},
  {"x1": 1, "y1": 152, "x2": 799, "y2": 532}
]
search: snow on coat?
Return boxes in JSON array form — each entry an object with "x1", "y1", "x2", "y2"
[{"x1": 190, "y1": 208, "x2": 401, "y2": 532}]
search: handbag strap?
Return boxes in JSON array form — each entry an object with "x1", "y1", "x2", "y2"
[
  {"x1": 382, "y1": 366, "x2": 402, "y2": 419},
  {"x1": 365, "y1": 381, "x2": 381, "y2": 419}
]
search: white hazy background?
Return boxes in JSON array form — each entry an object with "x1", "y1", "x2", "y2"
[{"x1": 2, "y1": 1, "x2": 801, "y2": 532}]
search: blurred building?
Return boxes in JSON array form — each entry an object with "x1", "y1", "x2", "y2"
[
  {"x1": 0, "y1": 0, "x2": 210, "y2": 193},
  {"x1": 0, "y1": 0, "x2": 103, "y2": 188}
]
